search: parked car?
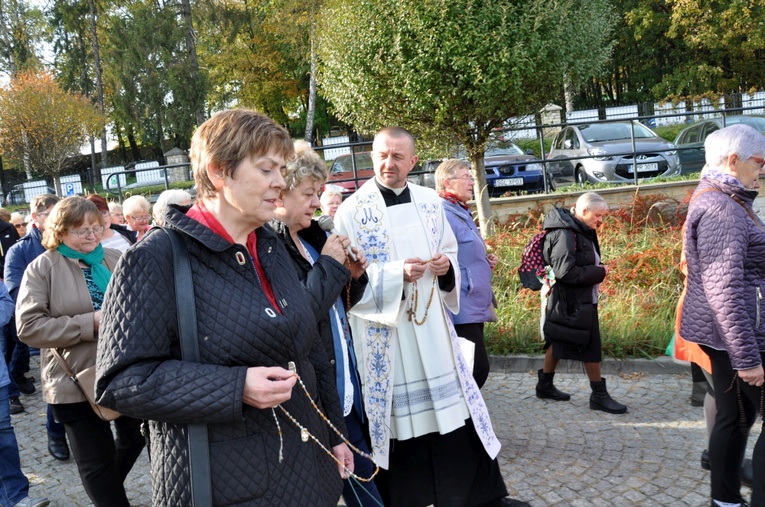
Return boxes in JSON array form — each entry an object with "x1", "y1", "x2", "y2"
[
  {"x1": 547, "y1": 121, "x2": 681, "y2": 186},
  {"x1": 326, "y1": 152, "x2": 374, "y2": 196},
  {"x1": 408, "y1": 159, "x2": 441, "y2": 189},
  {"x1": 673, "y1": 115, "x2": 765, "y2": 174},
  {"x1": 414, "y1": 142, "x2": 549, "y2": 196},
  {"x1": 5, "y1": 183, "x2": 57, "y2": 206},
  {"x1": 481, "y1": 142, "x2": 549, "y2": 196}
]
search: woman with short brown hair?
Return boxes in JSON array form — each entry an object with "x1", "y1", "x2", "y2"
[{"x1": 97, "y1": 109, "x2": 352, "y2": 506}]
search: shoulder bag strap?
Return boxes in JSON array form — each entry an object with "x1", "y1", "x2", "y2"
[
  {"x1": 164, "y1": 227, "x2": 212, "y2": 507},
  {"x1": 50, "y1": 348, "x2": 81, "y2": 389}
]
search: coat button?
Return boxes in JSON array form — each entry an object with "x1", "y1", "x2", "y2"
[{"x1": 330, "y1": 359, "x2": 336, "y2": 366}]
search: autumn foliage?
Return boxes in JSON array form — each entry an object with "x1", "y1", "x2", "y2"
[
  {"x1": 486, "y1": 192, "x2": 687, "y2": 359},
  {"x1": 0, "y1": 70, "x2": 105, "y2": 190}
]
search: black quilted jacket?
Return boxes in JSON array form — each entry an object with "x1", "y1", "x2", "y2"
[
  {"x1": 268, "y1": 219, "x2": 367, "y2": 368},
  {"x1": 681, "y1": 178, "x2": 765, "y2": 370},
  {"x1": 96, "y1": 206, "x2": 345, "y2": 506}
]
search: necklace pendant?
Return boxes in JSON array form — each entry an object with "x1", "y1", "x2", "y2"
[{"x1": 301, "y1": 428, "x2": 310, "y2": 442}]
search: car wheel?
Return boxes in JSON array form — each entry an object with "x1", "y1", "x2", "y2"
[
  {"x1": 546, "y1": 174, "x2": 555, "y2": 192},
  {"x1": 575, "y1": 167, "x2": 587, "y2": 186}
]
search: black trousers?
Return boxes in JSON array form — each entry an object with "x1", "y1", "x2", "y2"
[
  {"x1": 51, "y1": 402, "x2": 145, "y2": 507},
  {"x1": 454, "y1": 323, "x2": 490, "y2": 389},
  {"x1": 701, "y1": 346, "x2": 765, "y2": 506},
  {"x1": 376, "y1": 418, "x2": 507, "y2": 507}
]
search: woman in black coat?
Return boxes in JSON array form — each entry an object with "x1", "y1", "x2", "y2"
[
  {"x1": 96, "y1": 110, "x2": 352, "y2": 506},
  {"x1": 536, "y1": 192, "x2": 627, "y2": 414},
  {"x1": 270, "y1": 141, "x2": 383, "y2": 507}
]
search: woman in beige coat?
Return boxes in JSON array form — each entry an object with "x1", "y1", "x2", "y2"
[{"x1": 16, "y1": 197, "x2": 144, "y2": 507}]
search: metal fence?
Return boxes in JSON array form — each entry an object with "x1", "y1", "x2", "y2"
[
  {"x1": 311, "y1": 100, "x2": 765, "y2": 195},
  {"x1": 498, "y1": 91, "x2": 765, "y2": 139},
  {"x1": 0, "y1": 161, "x2": 192, "y2": 207}
]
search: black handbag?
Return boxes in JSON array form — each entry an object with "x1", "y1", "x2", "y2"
[
  {"x1": 542, "y1": 284, "x2": 595, "y2": 350},
  {"x1": 165, "y1": 227, "x2": 213, "y2": 507}
]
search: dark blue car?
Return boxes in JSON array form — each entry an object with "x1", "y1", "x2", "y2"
[{"x1": 481, "y1": 142, "x2": 548, "y2": 196}]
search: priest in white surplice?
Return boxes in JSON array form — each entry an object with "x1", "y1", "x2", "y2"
[{"x1": 334, "y1": 127, "x2": 528, "y2": 507}]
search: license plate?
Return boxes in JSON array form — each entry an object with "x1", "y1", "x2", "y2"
[
  {"x1": 627, "y1": 163, "x2": 658, "y2": 173},
  {"x1": 495, "y1": 178, "x2": 524, "y2": 187}
]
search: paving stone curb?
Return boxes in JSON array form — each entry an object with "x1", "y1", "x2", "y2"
[{"x1": 490, "y1": 354, "x2": 687, "y2": 375}]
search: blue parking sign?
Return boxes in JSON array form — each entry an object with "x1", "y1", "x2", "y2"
[{"x1": 65, "y1": 183, "x2": 75, "y2": 196}]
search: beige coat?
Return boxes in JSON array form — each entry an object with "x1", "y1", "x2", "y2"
[{"x1": 16, "y1": 248, "x2": 121, "y2": 405}]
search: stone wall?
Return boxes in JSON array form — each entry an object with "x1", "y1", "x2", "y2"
[{"x1": 480, "y1": 179, "x2": 765, "y2": 224}]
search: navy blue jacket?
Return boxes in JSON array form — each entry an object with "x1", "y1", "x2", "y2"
[{"x1": 4, "y1": 227, "x2": 45, "y2": 302}]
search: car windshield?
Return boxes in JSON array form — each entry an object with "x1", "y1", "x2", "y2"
[
  {"x1": 484, "y1": 141, "x2": 524, "y2": 157},
  {"x1": 728, "y1": 116, "x2": 765, "y2": 131},
  {"x1": 331, "y1": 153, "x2": 372, "y2": 174},
  {"x1": 579, "y1": 122, "x2": 655, "y2": 142}
]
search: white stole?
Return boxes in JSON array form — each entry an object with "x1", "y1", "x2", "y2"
[{"x1": 334, "y1": 179, "x2": 501, "y2": 469}]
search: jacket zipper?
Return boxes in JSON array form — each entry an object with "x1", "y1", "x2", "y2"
[{"x1": 757, "y1": 287, "x2": 762, "y2": 329}]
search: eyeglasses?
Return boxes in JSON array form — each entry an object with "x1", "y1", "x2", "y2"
[
  {"x1": 450, "y1": 174, "x2": 475, "y2": 182},
  {"x1": 129, "y1": 215, "x2": 150, "y2": 223},
  {"x1": 100, "y1": 210, "x2": 111, "y2": 217},
  {"x1": 110, "y1": 213, "x2": 123, "y2": 218},
  {"x1": 748, "y1": 156, "x2": 765, "y2": 169},
  {"x1": 14, "y1": 223, "x2": 26, "y2": 229},
  {"x1": 36, "y1": 212, "x2": 49, "y2": 218},
  {"x1": 69, "y1": 226, "x2": 105, "y2": 238}
]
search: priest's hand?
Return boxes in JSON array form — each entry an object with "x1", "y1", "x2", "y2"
[
  {"x1": 403, "y1": 258, "x2": 428, "y2": 282},
  {"x1": 429, "y1": 252, "x2": 451, "y2": 276},
  {"x1": 332, "y1": 443, "x2": 354, "y2": 479},
  {"x1": 243, "y1": 367, "x2": 297, "y2": 409}
]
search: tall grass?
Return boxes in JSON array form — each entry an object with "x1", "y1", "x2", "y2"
[{"x1": 485, "y1": 192, "x2": 686, "y2": 358}]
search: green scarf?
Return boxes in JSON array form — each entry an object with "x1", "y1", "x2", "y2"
[{"x1": 57, "y1": 243, "x2": 112, "y2": 293}]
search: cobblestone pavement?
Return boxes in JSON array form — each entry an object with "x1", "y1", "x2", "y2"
[{"x1": 9, "y1": 357, "x2": 760, "y2": 506}]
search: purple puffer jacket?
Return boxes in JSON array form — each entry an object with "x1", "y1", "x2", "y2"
[{"x1": 680, "y1": 178, "x2": 765, "y2": 370}]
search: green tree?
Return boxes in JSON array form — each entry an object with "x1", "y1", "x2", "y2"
[
  {"x1": 317, "y1": 0, "x2": 616, "y2": 235},
  {"x1": 0, "y1": 0, "x2": 46, "y2": 75},
  {"x1": 0, "y1": 70, "x2": 106, "y2": 192},
  {"x1": 576, "y1": 0, "x2": 765, "y2": 109},
  {"x1": 659, "y1": 0, "x2": 765, "y2": 101},
  {"x1": 194, "y1": 0, "x2": 311, "y2": 133},
  {"x1": 101, "y1": 0, "x2": 205, "y2": 154}
]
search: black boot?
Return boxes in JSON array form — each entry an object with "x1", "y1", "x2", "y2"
[
  {"x1": 535, "y1": 369, "x2": 571, "y2": 401},
  {"x1": 589, "y1": 377, "x2": 627, "y2": 414}
]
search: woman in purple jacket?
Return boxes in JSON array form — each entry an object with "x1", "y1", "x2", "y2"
[
  {"x1": 681, "y1": 123, "x2": 765, "y2": 507},
  {"x1": 436, "y1": 159, "x2": 498, "y2": 388}
]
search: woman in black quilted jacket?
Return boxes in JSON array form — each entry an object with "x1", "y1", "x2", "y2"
[
  {"x1": 96, "y1": 109, "x2": 352, "y2": 506},
  {"x1": 536, "y1": 192, "x2": 628, "y2": 414},
  {"x1": 680, "y1": 124, "x2": 765, "y2": 507}
]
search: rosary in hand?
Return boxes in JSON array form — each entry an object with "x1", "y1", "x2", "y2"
[
  {"x1": 271, "y1": 361, "x2": 379, "y2": 483},
  {"x1": 407, "y1": 275, "x2": 438, "y2": 325}
]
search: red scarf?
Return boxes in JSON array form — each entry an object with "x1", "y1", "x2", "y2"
[
  {"x1": 439, "y1": 191, "x2": 469, "y2": 210},
  {"x1": 186, "y1": 203, "x2": 281, "y2": 314}
]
